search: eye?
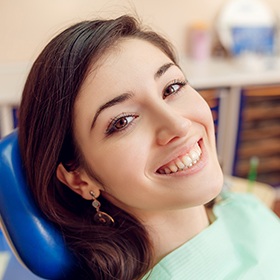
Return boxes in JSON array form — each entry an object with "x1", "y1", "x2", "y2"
[
  {"x1": 106, "y1": 114, "x2": 138, "y2": 135},
  {"x1": 163, "y1": 80, "x2": 187, "y2": 99}
]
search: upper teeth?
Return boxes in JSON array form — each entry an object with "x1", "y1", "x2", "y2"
[{"x1": 158, "y1": 143, "x2": 202, "y2": 174}]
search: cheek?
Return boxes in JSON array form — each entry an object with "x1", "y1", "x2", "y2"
[
  {"x1": 200, "y1": 101, "x2": 215, "y2": 133},
  {"x1": 185, "y1": 93, "x2": 217, "y2": 147},
  {"x1": 87, "y1": 136, "x2": 149, "y2": 188},
  {"x1": 193, "y1": 93, "x2": 214, "y2": 126},
  {"x1": 92, "y1": 141, "x2": 153, "y2": 209},
  {"x1": 180, "y1": 91, "x2": 214, "y2": 132}
]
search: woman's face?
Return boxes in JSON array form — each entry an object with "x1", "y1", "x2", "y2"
[{"x1": 73, "y1": 38, "x2": 223, "y2": 218}]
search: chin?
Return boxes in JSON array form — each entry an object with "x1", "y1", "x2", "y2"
[{"x1": 204, "y1": 167, "x2": 224, "y2": 204}]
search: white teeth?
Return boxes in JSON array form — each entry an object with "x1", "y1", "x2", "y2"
[
  {"x1": 169, "y1": 164, "x2": 178, "y2": 173},
  {"x1": 158, "y1": 142, "x2": 202, "y2": 174},
  {"x1": 175, "y1": 159, "x2": 185, "y2": 170},
  {"x1": 190, "y1": 150, "x2": 199, "y2": 162},
  {"x1": 164, "y1": 167, "x2": 171, "y2": 174},
  {"x1": 182, "y1": 155, "x2": 192, "y2": 167}
]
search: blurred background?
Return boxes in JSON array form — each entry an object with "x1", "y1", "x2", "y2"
[
  {"x1": 0, "y1": 0, "x2": 279, "y2": 62},
  {"x1": 0, "y1": 0, "x2": 280, "y2": 278}
]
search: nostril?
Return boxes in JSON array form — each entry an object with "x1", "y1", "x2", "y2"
[{"x1": 157, "y1": 131, "x2": 179, "y2": 146}]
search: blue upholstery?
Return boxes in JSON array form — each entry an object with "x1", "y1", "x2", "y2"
[{"x1": 0, "y1": 130, "x2": 78, "y2": 279}]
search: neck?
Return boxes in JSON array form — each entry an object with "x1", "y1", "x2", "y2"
[{"x1": 142, "y1": 205, "x2": 210, "y2": 264}]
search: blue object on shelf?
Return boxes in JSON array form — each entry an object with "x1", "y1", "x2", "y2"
[{"x1": 231, "y1": 26, "x2": 275, "y2": 55}]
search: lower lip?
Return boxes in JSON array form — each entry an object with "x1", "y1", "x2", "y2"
[{"x1": 156, "y1": 139, "x2": 208, "y2": 177}]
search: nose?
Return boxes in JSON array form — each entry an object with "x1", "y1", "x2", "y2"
[{"x1": 155, "y1": 106, "x2": 191, "y2": 146}]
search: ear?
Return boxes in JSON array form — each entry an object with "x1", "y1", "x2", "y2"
[{"x1": 56, "y1": 163, "x2": 100, "y2": 200}]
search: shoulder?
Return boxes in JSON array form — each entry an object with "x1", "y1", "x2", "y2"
[
  {"x1": 217, "y1": 190, "x2": 277, "y2": 212},
  {"x1": 214, "y1": 191, "x2": 280, "y2": 237},
  {"x1": 212, "y1": 192, "x2": 280, "y2": 279}
]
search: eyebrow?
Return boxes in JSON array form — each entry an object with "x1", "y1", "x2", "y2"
[
  {"x1": 90, "y1": 62, "x2": 176, "y2": 130},
  {"x1": 91, "y1": 92, "x2": 134, "y2": 129},
  {"x1": 154, "y1": 62, "x2": 175, "y2": 79}
]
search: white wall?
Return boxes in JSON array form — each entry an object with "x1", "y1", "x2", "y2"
[{"x1": 0, "y1": 0, "x2": 280, "y2": 62}]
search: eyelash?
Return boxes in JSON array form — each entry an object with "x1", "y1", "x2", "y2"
[
  {"x1": 105, "y1": 79, "x2": 188, "y2": 136},
  {"x1": 163, "y1": 79, "x2": 187, "y2": 99},
  {"x1": 105, "y1": 113, "x2": 139, "y2": 135}
]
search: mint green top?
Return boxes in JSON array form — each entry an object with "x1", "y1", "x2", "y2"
[{"x1": 143, "y1": 192, "x2": 280, "y2": 280}]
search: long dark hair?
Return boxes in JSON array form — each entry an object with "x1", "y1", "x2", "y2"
[{"x1": 19, "y1": 15, "x2": 177, "y2": 279}]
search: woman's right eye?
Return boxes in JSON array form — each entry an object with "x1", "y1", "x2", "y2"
[{"x1": 105, "y1": 114, "x2": 138, "y2": 135}]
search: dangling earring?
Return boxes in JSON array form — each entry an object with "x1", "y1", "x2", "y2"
[{"x1": 89, "y1": 191, "x2": 114, "y2": 226}]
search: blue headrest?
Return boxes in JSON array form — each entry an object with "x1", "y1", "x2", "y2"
[{"x1": 0, "y1": 130, "x2": 78, "y2": 279}]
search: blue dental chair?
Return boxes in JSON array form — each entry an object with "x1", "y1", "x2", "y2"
[{"x1": 0, "y1": 130, "x2": 78, "y2": 279}]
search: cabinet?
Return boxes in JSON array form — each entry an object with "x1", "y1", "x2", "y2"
[
  {"x1": 198, "y1": 85, "x2": 280, "y2": 188},
  {"x1": 233, "y1": 85, "x2": 280, "y2": 187}
]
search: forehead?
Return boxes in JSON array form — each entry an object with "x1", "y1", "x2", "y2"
[
  {"x1": 77, "y1": 38, "x2": 173, "y2": 99},
  {"x1": 83, "y1": 39, "x2": 171, "y2": 86}
]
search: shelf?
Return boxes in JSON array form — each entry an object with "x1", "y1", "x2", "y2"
[
  {"x1": 233, "y1": 85, "x2": 280, "y2": 187},
  {"x1": 238, "y1": 138, "x2": 280, "y2": 158},
  {"x1": 240, "y1": 124, "x2": 280, "y2": 141}
]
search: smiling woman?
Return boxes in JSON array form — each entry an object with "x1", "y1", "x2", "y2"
[{"x1": 18, "y1": 15, "x2": 280, "y2": 280}]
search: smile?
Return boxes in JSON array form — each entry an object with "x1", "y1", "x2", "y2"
[{"x1": 157, "y1": 142, "x2": 202, "y2": 174}]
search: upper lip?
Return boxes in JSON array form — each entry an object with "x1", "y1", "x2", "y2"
[{"x1": 154, "y1": 137, "x2": 202, "y2": 173}]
